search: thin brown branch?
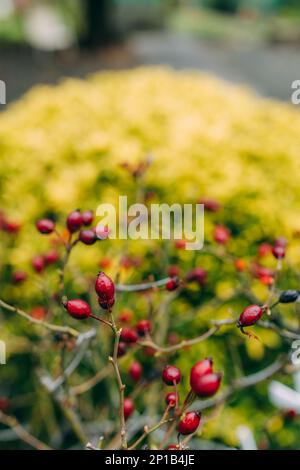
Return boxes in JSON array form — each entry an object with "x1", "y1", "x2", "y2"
[
  {"x1": 0, "y1": 411, "x2": 52, "y2": 450},
  {"x1": 0, "y1": 299, "x2": 79, "y2": 338}
]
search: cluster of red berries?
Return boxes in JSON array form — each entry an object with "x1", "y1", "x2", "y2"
[{"x1": 161, "y1": 360, "x2": 221, "y2": 438}]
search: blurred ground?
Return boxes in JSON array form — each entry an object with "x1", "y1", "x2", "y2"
[{"x1": 1, "y1": 31, "x2": 300, "y2": 104}]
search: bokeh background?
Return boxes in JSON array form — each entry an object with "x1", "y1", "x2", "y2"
[{"x1": 1, "y1": 0, "x2": 300, "y2": 451}]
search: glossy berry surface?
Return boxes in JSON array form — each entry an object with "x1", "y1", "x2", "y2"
[
  {"x1": 136, "y1": 319, "x2": 151, "y2": 336},
  {"x1": 238, "y1": 305, "x2": 264, "y2": 327},
  {"x1": 190, "y1": 358, "x2": 213, "y2": 389},
  {"x1": 66, "y1": 210, "x2": 83, "y2": 233},
  {"x1": 120, "y1": 327, "x2": 138, "y2": 344},
  {"x1": 63, "y1": 299, "x2": 91, "y2": 319},
  {"x1": 190, "y1": 372, "x2": 222, "y2": 397},
  {"x1": 162, "y1": 365, "x2": 181, "y2": 385},
  {"x1": 123, "y1": 398, "x2": 134, "y2": 419},
  {"x1": 177, "y1": 411, "x2": 201, "y2": 435},
  {"x1": 95, "y1": 272, "x2": 115, "y2": 302},
  {"x1": 165, "y1": 391, "x2": 179, "y2": 407},
  {"x1": 36, "y1": 219, "x2": 55, "y2": 234},
  {"x1": 272, "y1": 245, "x2": 285, "y2": 259},
  {"x1": 279, "y1": 290, "x2": 299, "y2": 303},
  {"x1": 166, "y1": 278, "x2": 180, "y2": 291},
  {"x1": 214, "y1": 225, "x2": 230, "y2": 244},
  {"x1": 79, "y1": 229, "x2": 97, "y2": 245},
  {"x1": 82, "y1": 210, "x2": 94, "y2": 226},
  {"x1": 129, "y1": 361, "x2": 143, "y2": 381}
]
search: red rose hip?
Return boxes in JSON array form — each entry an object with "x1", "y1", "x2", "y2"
[
  {"x1": 82, "y1": 210, "x2": 94, "y2": 226},
  {"x1": 136, "y1": 319, "x2": 151, "y2": 336},
  {"x1": 95, "y1": 271, "x2": 115, "y2": 302},
  {"x1": 120, "y1": 327, "x2": 138, "y2": 344},
  {"x1": 36, "y1": 219, "x2": 55, "y2": 234},
  {"x1": 124, "y1": 398, "x2": 134, "y2": 420},
  {"x1": 177, "y1": 411, "x2": 201, "y2": 435},
  {"x1": 238, "y1": 305, "x2": 264, "y2": 327},
  {"x1": 79, "y1": 229, "x2": 97, "y2": 245},
  {"x1": 66, "y1": 210, "x2": 83, "y2": 233},
  {"x1": 162, "y1": 365, "x2": 181, "y2": 385},
  {"x1": 62, "y1": 298, "x2": 91, "y2": 320},
  {"x1": 129, "y1": 361, "x2": 143, "y2": 381},
  {"x1": 190, "y1": 358, "x2": 213, "y2": 389},
  {"x1": 165, "y1": 391, "x2": 179, "y2": 407},
  {"x1": 190, "y1": 372, "x2": 222, "y2": 397}
]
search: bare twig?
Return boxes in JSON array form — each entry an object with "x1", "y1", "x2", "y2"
[
  {"x1": 0, "y1": 411, "x2": 52, "y2": 450},
  {"x1": 0, "y1": 299, "x2": 79, "y2": 338},
  {"x1": 128, "y1": 418, "x2": 174, "y2": 450}
]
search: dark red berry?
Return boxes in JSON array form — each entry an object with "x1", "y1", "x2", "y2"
[
  {"x1": 190, "y1": 372, "x2": 222, "y2": 397},
  {"x1": 272, "y1": 245, "x2": 285, "y2": 259},
  {"x1": 166, "y1": 278, "x2": 180, "y2": 291},
  {"x1": 3, "y1": 220, "x2": 21, "y2": 233},
  {"x1": 129, "y1": 361, "x2": 143, "y2": 381},
  {"x1": 168, "y1": 265, "x2": 180, "y2": 278},
  {"x1": 167, "y1": 444, "x2": 179, "y2": 450},
  {"x1": 44, "y1": 250, "x2": 59, "y2": 265},
  {"x1": 177, "y1": 411, "x2": 201, "y2": 435},
  {"x1": 199, "y1": 198, "x2": 221, "y2": 212},
  {"x1": 32, "y1": 256, "x2": 45, "y2": 273},
  {"x1": 98, "y1": 297, "x2": 115, "y2": 310},
  {"x1": 274, "y1": 237, "x2": 288, "y2": 248},
  {"x1": 120, "y1": 327, "x2": 138, "y2": 344},
  {"x1": 238, "y1": 305, "x2": 264, "y2": 327},
  {"x1": 62, "y1": 298, "x2": 91, "y2": 320},
  {"x1": 117, "y1": 342, "x2": 127, "y2": 357},
  {"x1": 79, "y1": 229, "x2": 97, "y2": 245},
  {"x1": 82, "y1": 210, "x2": 94, "y2": 226},
  {"x1": 66, "y1": 210, "x2": 83, "y2": 233},
  {"x1": 285, "y1": 409, "x2": 297, "y2": 420},
  {"x1": 124, "y1": 398, "x2": 134, "y2": 420},
  {"x1": 185, "y1": 268, "x2": 207, "y2": 286},
  {"x1": 165, "y1": 391, "x2": 179, "y2": 407},
  {"x1": 162, "y1": 365, "x2": 181, "y2": 385},
  {"x1": 12, "y1": 270, "x2": 27, "y2": 284},
  {"x1": 190, "y1": 358, "x2": 213, "y2": 390},
  {"x1": 0, "y1": 397, "x2": 10, "y2": 412},
  {"x1": 214, "y1": 225, "x2": 230, "y2": 244},
  {"x1": 136, "y1": 319, "x2": 151, "y2": 336},
  {"x1": 95, "y1": 271, "x2": 115, "y2": 304},
  {"x1": 36, "y1": 219, "x2": 55, "y2": 234}
]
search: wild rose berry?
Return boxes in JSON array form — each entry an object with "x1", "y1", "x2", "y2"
[
  {"x1": 238, "y1": 305, "x2": 264, "y2": 327},
  {"x1": 174, "y1": 239, "x2": 186, "y2": 249},
  {"x1": 32, "y1": 255, "x2": 45, "y2": 273},
  {"x1": 62, "y1": 298, "x2": 91, "y2": 320},
  {"x1": 44, "y1": 250, "x2": 59, "y2": 265},
  {"x1": 258, "y1": 243, "x2": 272, "y2": 258},
  {"x1": 82, "y1": 210, "x2": 94, "y2": 226},
  {"x1": 167, "y1": 444, "x2": 179, "y2": 450},
  {"x1": 30, "y1": 307, "x2": 47, "y2": 320},
  {"x1": 117, "y1": 342, "x2": 127, "y2": 358},
  {"x1": 12, "y1": 270, "x2": 27, "y2": 284},
  {"x1": 285, "y1": 409, "x2": 297, "y2": 420},
  {"x1": 272, "y1": 245, "x2": 285, "y2": 260},
  {"x1": 136, "y1": 319, "x2": 151, "y2": 336},
  {"x1": 3, "y1": 220, "x2": 21, "y2": 233},
  {"x1": 123, "y1": 398, "x2": 134, "y2": 420},
  {"x1": 36, "y1": 219, "x2": 55, "y2": 234},
  {"x1": 95, "y1": 272, "x2": 115, "y2": 305},
  {"x1": 98, "y1": 297, "x2": 115, "y2": 310},
  {"x1": 214, "y1": 224, "x2": 230, "y2": 244},
  {"x1": 166, "y1": 278, "x2": 180, "y2": 291},
  {"x1": 279, "y1": 290, "x2": 299, "y2": 304},
  {"x1": 162, "y1": 365, "x2": 181, "y2": 385},
  {"x1": 66, "y1": 210, "x2": 82, "y2": 233},
  {"x1": 168, "y1": 265, "x2": 180, "y2": 278},
  {"x1": 185, "y1": 268, "x2": 207, "y2": 286},
  {"x1": 165, "y1": 391, "x2": 179, "y2": 407},
  {"x1": 190, "y1": 358, "x2": 213, "y2": 390},
  {"x1": 129, "y1": 361, "x2": 143, "y2": 381},
  {"x1": 119, "y1": 309, "x2": 133, "y2": 323},
  {"x1": 177, "y1": 411, "x2": 201, "y2": 435},
  {"x1": 199, "y1": 198, "x2": 220, "y2": 212},
  {"x1": 79, "y1": 229, "x2": 97, "y2": 245},
  {"x1": 120, "y1": 327, "x2": 138, "y2": 344},
  {"x1": 234, "y1": 259, "x2": 247, "y2": 272},
  {"x1": 190, "y1": 372, "x2": 222, "y2": 397}
]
